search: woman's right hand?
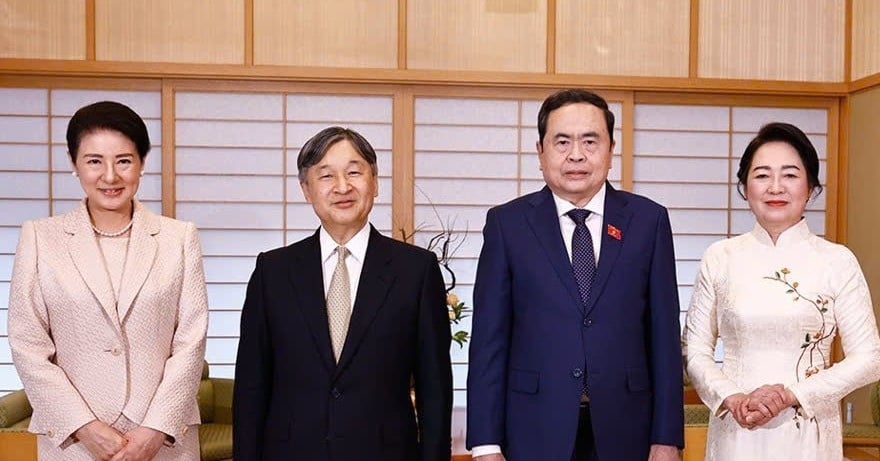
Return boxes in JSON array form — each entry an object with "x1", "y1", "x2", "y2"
[
  {"x1": 722, "y1": 393, "x2": 761, "y2": 429},
  {"x1": 75, "y1": 420, "x2": 127, "y2": 461}
]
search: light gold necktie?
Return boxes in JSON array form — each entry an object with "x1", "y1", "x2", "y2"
[{"x1": 327, "y1": 246, "x2": 351, "y2": 363}]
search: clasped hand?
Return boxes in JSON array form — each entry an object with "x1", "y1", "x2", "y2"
[
  {"x1": 723, "y1": 384, "x2": 798, "y2": 430},
  {"x1": 75, "y1": 420, "x2": 166, "y2": 461}
]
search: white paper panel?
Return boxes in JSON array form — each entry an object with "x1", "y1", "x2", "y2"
[
  {"x1": 0, "y1": 172, "x2": 49, "y2": 198},
  {"x1": 0, "y1": 89, "x2": 48, "y2": 115},
  {"x1": 633, "y1": 157, "x2": 729, "y2": 182},
  {"x1": 416, "y1": 126, "x2": 518, "y2": 152},
  {"x1": 632, "y1": 183, "x2": 728, "y2": 209},
  {"x1": 416, "y1": 152, "x2": 518, "y2": 179},
  {"x1": 176, "y1": 93, "x2": 283, "y2": 120},
  {"x1": 203, "y1": 256, "x2": 258, "y2": 283},
  {"x1": 0, "y1": 117, "x2": 49, "y2": 143},
  {"x1": 415, "y1": 178, "x2": 518, "y2": 206},
  {"x1": 635, "y1": 105, "x2": 729, "y2": 131},
  {"x1": 199, "y1": 229, "x2": 284, "y2": 256},
  {"x1": 0, "y1": 364, "x2": 22, "y2": 391},
  {"x1": 208, "y1": 310, "x2": 242, "y2": 337},
  {"x1": 415, "y1": 98, "x2": 519, "y2": 125},
  {"x1": 177, "y1": 147, "x2": 284, "y2": 175},
  {"x1": 414, "y1": 205, "x2": 491, "y2": 232},
  {"x1": 0, "y1": 310, "x2": 7, "y2": 336},
  {"x1": 206, "y1": 284, "x2": 247, "y2": 310},
  {"x1": 668, "y1": 209, "x2": 728, "y2": 234},
  {"x1": 634, "y1": 131, "x2": 730, "y2": 157},
  {"x1": 0, "y1": 228, "x2": 20, "y2": 254},
  {"x1": 0, "y1": 255, "x2": 13, "y2": 279},
  {"x1": 732, "y1": 107, "x2": 828, "y2": 133},
  {"x1": 0, "y1": 200, "x2": 48, "y2": 225},
  {"x1": 0, "y1": 144, "x2": 50, "y2": 170},
  {"x1": 177, "y1": 175, "x2": 283, "y2": 202},
  {"x1": 0, "y1": 285, "x2": 8, "y2": 306},
  {"x1": 177, "y1": 203, "x2": 284, "y2": 229},
  {"x1": 413, "y1": 230, "x2": 483, "y2": 260},
  {"x1": 205, "y1": 337, "x2": 239, "y2": 363},
  {"x1": 286, "y1": 95, "x2": 392, "y2": 123},
  {"x1": 673, "y1": 235, "x2": 723, "y2": 260},
  {"x1": 177, "y1": 120, "x2": 283, "y2": 148}
]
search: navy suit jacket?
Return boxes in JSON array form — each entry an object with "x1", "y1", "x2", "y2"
[
  {"x1": 466, "y1": 184, "x2": 684, "y2": 460},
  {"x1": 233, "y1": 227, "x2": 453, "y2": 461}
]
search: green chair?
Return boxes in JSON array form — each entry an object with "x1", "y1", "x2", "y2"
[
  {"x1": 842, "y1": 381, "x2": 880, "y2": 449},
  {"x1": 197, "y1": 362, "x2": 234, "y2": 461},
  {"x1": 0, "y1": 362, "x2": 233, "y2": 461}
]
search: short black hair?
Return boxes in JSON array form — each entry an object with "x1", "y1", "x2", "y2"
[
  {"x1": 66, "y1": 101, "x2": 151, "y2": 162},
  {"x1": 297, "y1": 126, "x2": 378, "y2": 182},
  {"x1": 736, "y1": 122, "x2": 822, "y2": 199},
  {"x1": 537, "y1": 89, "x2": 615, "y2": 145}
]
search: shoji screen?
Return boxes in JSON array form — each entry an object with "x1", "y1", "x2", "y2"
[
  {"x1": 0, "y1": 88, "x2": 161, "y2": 395},
  {"x1": 174, "y1": 91, "x2": 393, "y2": 379},
  {"x1": 632, "y1": 104, "x2": 829, "y2": 362}
]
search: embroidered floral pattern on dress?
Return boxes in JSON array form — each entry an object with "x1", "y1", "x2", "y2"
[{"x1": 764, "y1": 267, "x2": 837, "y2": 382}]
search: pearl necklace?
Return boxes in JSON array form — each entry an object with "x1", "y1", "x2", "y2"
[{"x1": 91, "y1": 219, "x2": 133, "y2": 237}]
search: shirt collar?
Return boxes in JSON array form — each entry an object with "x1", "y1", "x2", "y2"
[
  {"x1": 320, "y1": 223, "x2": 371, "y2": 264},
  {"x1": 551, "y1": 183, "x2": 607, "y2": 219}
]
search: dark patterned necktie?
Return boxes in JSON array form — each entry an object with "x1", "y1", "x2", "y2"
[{"x1": 568, "y1": 209, "x2": 596, "y2": 306}]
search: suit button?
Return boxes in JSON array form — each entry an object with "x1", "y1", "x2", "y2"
[
  {"x1": 572, "y1": 368, "x2": 584, "y2": 378},
  {"x1": 110, "y1": 346, "x2": 122, "y2": 356},
  {"x1": 331, "y1": 388, "x2": 341, "y2": 399},
  {"x1": 46, "y1": 430, "x2": 54, "y2": 438},
  {"x1": 583, "y1": 318, "x2": 592, "y2": 327}
]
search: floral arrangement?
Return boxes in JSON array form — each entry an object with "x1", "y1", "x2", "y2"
[{"x1": 400, "y1": 202, "x2": 470, "y2": 348}]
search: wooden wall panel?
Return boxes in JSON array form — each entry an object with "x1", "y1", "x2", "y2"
[
  {"x1": 407, "y1": 0, "x2": 546, "y2": 72},
  {"x1": 699, "y1": 0, "x2": 844, "y2": 82},
  {"x1": 0, "y1": 0, "x2": 85, "y2": 59},
  {"x1": 95, "y1": 0, "x2": 244, "y2": 64},
  {"x1": 556, "y1": 0, "x2": 689, "y2": 77},
  {"x1": 847, "y1": 87, "x2": 880, "y2": 423},
  {"x1": 254, "y1": 0, "x2": 397, "y2": 69},
  {"x1": 852, "y1": 0, "x2": 880, "y2": 80}
]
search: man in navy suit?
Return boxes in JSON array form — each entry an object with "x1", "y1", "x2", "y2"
[
  {"x1": 233, "y1": 127, "x2": 452, "y2": 461},
  {"x1": 466, "y1": 89, "x2": 684, "y2": 461}
]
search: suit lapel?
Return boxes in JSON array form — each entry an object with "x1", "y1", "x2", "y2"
[
  {"x1": 289, "y1": 231, "x2": 336, "y2": 374},
  {"x1": 526, "y1": 187, "x2": 585, "y2": 314},
  {"x1": 118, "y1": 201, "x2": 159, "y2": 322},
  {"x1": 334, "y1": 227, "x2": 394, "y2": 379},
  {"x1": 64, "y1": 203, "x2": 120, "y2": 326},
  {"x1": 585, "y1": 184, "x2": 633, "y2": 315}
]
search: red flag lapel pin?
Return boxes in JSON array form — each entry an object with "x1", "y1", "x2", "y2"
[{"x1": 607, "y1": 224, "x2": 622, "y2": 240}]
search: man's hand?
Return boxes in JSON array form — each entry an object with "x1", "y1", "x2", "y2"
[
  {"x1": 472, "y1": 454, "x2": 506, "y2": 461},
  {"x1": 108, "y1": 426, "x2": 167, "y2": 461},
  {"x1": 648, "y1": 443, "x2": 679, "y2": 461},
  {"x1": 74, "y1": 420, "x2": 127, "y2": 461}
]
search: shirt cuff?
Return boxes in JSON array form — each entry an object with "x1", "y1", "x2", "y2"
[{"x1": 471, "y1": 444, "x2": 503, "y2": 457}]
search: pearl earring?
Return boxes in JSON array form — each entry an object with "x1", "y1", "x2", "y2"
[
  {"x1": 71, "y1": 171, "x2": 78, "y2": 177},
  {"x1": 139, "y1": 170, "x2": 144, "y2": 177}
]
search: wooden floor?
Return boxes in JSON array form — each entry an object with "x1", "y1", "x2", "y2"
[{"x1": 846, "y1": 447, "x2": 880, "y2": 461}]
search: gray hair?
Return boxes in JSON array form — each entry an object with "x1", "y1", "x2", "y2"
[{"x1": 297, "y1": 126, "x2": 378, "y2": 182}]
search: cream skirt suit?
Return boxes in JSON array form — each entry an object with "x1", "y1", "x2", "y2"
[{"x1": 8, "y1": 200, "x2": 209, "y2": 460}]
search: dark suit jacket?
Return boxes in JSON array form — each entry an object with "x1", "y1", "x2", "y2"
[
  {"x1": 466, "y1": 184, "x2": 684, "y2": 460},
  {"x1": 233, "y1": 226, "x2": 453, "y2": 461}
]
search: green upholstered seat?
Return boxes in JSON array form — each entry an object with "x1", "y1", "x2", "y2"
[
  {"x1": 684, "y1": 403, "x2": 710, "y2": 426},
  {"x1": 843, "y1": 381, "x2": 880, "y2": 448}
]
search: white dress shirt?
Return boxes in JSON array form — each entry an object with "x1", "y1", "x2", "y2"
[
  {"x1": 319, "y1": 223, "x2": 371, "y2": 305},
  {"x1": 471, "y1": 185, "x2": 606, "y2": 458}
]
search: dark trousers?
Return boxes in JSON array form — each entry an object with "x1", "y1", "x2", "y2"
[{"x1": 571, "y1": 404, "x2": 599, "y2": 461}]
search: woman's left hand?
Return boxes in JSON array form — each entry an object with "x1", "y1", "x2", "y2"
[{"x1": 109, "y1": 426, "x2": 166, "y2": 461}]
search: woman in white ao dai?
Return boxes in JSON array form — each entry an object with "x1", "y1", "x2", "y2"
[{"x1": 684, "y1": 122, "x2": 880, "y2": 461}]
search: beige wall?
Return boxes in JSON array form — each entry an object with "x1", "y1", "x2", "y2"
[
  {"x1": 845, "y1": 85, "x2": 880, "y2": 424},
  {"x1": 0, "y1": 0, "x2": 863, "y2": 84},
  {"x1": 852, "y1": 0, "x2": 880, "y2": 81}
]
